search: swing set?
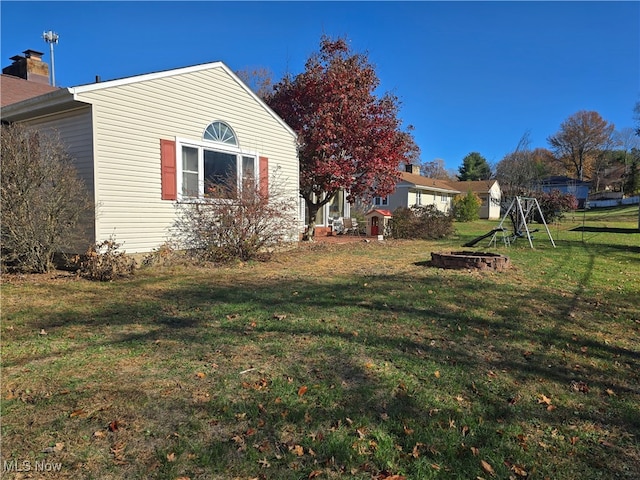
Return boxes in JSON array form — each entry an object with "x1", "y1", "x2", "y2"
[{"x1": 464, "y1": 196, "x2": 556, "y2": 248}]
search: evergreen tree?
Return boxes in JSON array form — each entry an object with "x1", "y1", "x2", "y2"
[{"x1": 457, "y1": 152, "x2": 491, "y2": 181}]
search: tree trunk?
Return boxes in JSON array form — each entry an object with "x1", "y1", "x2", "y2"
[{"x1": 302, "y1": 202, "x2": 321, "y2": 241}]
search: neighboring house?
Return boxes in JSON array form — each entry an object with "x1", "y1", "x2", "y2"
[
  {"x1": 1, "y1": 52, "x2": 300, "y2": 253},
  {"x1": 448, "y1": 180, "x2": 502, "y2": 220},
  {"x1": 540, "y1": 176, "x2": 590, "y2": 208},
  {"x1": 377, "y1": 164, "x2": 461, "y2": 214}
]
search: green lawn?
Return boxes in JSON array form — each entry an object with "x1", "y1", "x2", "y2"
[{"x1": 2, "y1": 207, "x2": 639, "y2": 479}]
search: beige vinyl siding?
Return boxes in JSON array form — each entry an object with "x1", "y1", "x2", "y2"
[{"x1": 74, "y1": 66, "x2": 298, "y2": 253}]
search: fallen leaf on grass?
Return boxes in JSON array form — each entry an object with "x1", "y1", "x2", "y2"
[
  {"x1": 511, "y1": 464, "x2": 527, "y2": 477},
  {"x1": 605, "y1": 388, "x2": 616, "y2": 396},
  {"x1": 537, "y1": 394, "x2": 555, "y2": 410},
  {"x1": 273, "y1": 314, "x2": 287, "y2": 320},
  {"x1": 196, "y1": 372, "x2": 206, "y2": 379},
  {"x1": 258, "y1": 457, "x2": 271, "y2": 468},
  {"x1": 93, "y1": 430, "x2": 106, "y2": 438},
  {"x1": 571, "y1": 381, "x2": 590, "y2": 393},
  {"x1": 110, "y1": 441, "x2": 127, "y2": 464},
  {"x1": 470, "y1": 446, "x2": 479, "y2": 456},
  {"x1": 109, "y1": 420, "x2": 120, "y2": 432},
  {"x1": 434, "y1": 370, "x2": 441, "y2": 378},
  {"x1": 308, "y1": 471, "x2": 323, "y2": 479},
  {"x1": 298, "y1": 385, "x2": 308, "y2": 396},
  {"x1": 292, "y1": 444, "x2": 304, "y2": 456},
  {"x1": 39, "y1": 329, "x2": 47, "y2": 335},
  {"x1": 166, "y1": 452, "x2": 176, "y2": 462},
  {"x1": 411, "y1": 443, "x2": 424, "y2": 458},
  {"x1": 480, "y1": 459, "x2": 495, "y2": 476},
  {"x1": 538, "y1": 394, "x2": 551, "y2": 405},
  {"x1": 42, "y1": 443, "x2": 64, "y2": 454},
  {"x1": 69, "y1": 409, "x2": 86, "y2": 418}
]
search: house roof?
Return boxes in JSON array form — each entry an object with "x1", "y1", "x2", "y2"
[
  {"x1": 399, "y1": 172, "x2": 460, "y2": 194},
  {"x1": 541, "y1": 176, "x2": 590, "y2": 186},
  {"x1": 365, "y1": 208, "x2": 393, "y2": 217},
  {"x1": 0, "y1": 74, "x2": 60, "y2": 107},
  {"x1": 1, "y1": 62, "x2": 296, "y2": 139},
  {"x1": 448, "y1": 179, "x2": 499, "y2": 194}
]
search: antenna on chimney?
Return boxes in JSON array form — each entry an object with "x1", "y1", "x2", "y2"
[{"x1": 42, "y1": 30, "x2": 59, "y2": 86}]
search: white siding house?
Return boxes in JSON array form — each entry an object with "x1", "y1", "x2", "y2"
[
  {"x1": 1, "y1": 62, "x2": 299, "y2": 253},
  {"x1": 381, "y1": 170, "x2": 460, "y2": 214},
  {"x1": 448, "y1": 180, "x2": 502, "y2": 220}
]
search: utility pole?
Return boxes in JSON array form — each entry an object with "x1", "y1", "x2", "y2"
[{"x1": 42, "y1": 30, "x2": 59, "y2": 86}]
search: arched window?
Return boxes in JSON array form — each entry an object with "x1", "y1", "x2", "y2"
[
  {"x1": 176, "y1": 121, "x2": 262, "y2": 200},
  {"x1": 203, "y1": 121, "x2": 237, "y2": 146}
]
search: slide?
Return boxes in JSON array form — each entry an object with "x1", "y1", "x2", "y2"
[{"x1": 463, "y1": 228, "x2": 504, "y2": 247}]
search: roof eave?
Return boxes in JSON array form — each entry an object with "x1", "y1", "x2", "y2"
[
  {"x1": 397, "y1": 181, "x2": 460, "y2": 195},
  {"x1": 1, "y1": 88, "x2": 83, "y2": 122}
]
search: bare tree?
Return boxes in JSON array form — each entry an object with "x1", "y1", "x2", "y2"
[
  {"x1": 614, "y1": 127, "x2": 640, "y2": 189},
  {"x1": 547, "y1": 110, "x2": 615, "y2": 181},
  {"x1": 495, "y1": 131, "x2": 543, "y2": 196},
  {"x1": 235, "y1": 67, "x2": 274, "y2": 100},
  {"x1": 421, "y1": 158, "x2": 455, "y2": 180},
  {"x1": 1, "y1": 123, "x2": 92, "y2": 272}
]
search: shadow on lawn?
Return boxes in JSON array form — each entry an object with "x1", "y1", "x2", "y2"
[
  {"x1": 12, "y1": 269, "x2": 639, "y2": 398},
  {"x1": 4, "y1": 264, "x2": 640, "y2": 478}
]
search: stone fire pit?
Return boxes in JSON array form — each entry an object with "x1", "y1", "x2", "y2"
[{"x1": 430, "y1": 251, "x2": 510, "y2": 271}]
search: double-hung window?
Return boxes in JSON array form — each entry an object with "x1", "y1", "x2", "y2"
[
  {"x1": 177, "y1": 121, "x2": 257, "y2": 200},
  {"x1": 374, "y1": 195, "x2": 388, "y2": 206}
]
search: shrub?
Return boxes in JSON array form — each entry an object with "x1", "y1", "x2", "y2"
[
  {"x1": 389, "y1": 205, "x2": 454, "y2": 240},
  {"x1": 141, "y1": 241, "x2": 186, "y2": 268},
  {"x1": 173, "y1": 173, "x2": 298, "y2": 263},
  {"x1": 75, "y1": 238, "x2": 136, "y2": 281},
  {"x1": 1, "y1": 123, "x2": 92, "y2": 273},
  {"x1": 535, "y1": 190, "x2": 578, "y2": 223},
  {"x1": 452, "y1": 190, "x2": 481, "y2": 222}
]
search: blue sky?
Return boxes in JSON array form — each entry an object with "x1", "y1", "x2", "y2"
[{"x1": 2, "y1": 1, "x2": 638, "y2": 173}]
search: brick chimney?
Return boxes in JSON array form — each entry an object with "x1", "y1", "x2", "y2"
[
  {"x1": 2, "y1": 50, "x2": 50, "y2": 85},
  {"x1": 405, "y1": 164, "x2": 421, "y2": 175}
]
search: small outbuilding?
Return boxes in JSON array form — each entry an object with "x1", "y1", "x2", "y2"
[{"x1": 365, "y1": 209, "x2": 393, "y2": 237}]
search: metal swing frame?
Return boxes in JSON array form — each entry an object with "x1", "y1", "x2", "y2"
[{"x1": 489, "y1": 196, "x2": 556, "y2": 248}]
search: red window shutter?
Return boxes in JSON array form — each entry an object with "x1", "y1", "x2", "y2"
[
  {"x1": 160, "y1": 139, "x2": 177, "y2": 200},
  {"x1": 259, "y1": 156, "x2": 269, "y2": 198}
]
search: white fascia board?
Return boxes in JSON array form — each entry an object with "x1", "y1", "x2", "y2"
[{"x1": 69, "y1": 61, "x2": 297, "y2": 141}]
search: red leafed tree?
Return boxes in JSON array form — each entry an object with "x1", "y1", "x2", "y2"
[{"x1": 266, "y1": 36, "x2": 419, "y2": 240}]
